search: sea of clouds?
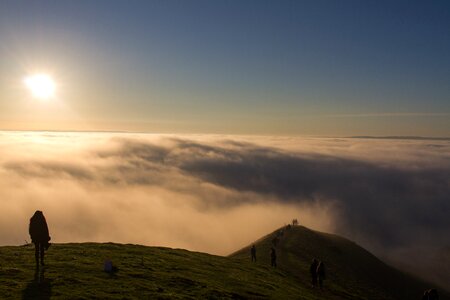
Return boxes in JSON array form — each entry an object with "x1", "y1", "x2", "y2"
[{"x1": 0, "y1": 131, "x2": 448, "y2": 288}]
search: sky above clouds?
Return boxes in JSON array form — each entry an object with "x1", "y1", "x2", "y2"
[{"x1": 0, "y1": 1, "x2": 449, "y2": 135}]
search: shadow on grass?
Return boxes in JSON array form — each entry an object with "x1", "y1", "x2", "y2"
[{"x1": 22, "y1": 267, "x2": 52, "y2": 300}]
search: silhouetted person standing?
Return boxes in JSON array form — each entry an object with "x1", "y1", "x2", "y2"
[
  {"x1": 316, "y1": 261, "x2": 326, "y2": 289},
  {"x1": 310, "y1": 258, "x2": 319, "y2": 288},
  {"x1": 29, "y1": 210, "x2": 51, "y2": 268},
  {"x1": 251, "y1": 245, "x2": 256, "y2": 262},
  {"x1": 270, "y1": 247, "x2": 277, "y2": 267}
]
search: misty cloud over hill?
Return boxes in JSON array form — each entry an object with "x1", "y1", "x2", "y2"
[{"x1": 0, "y1": 132, "x2": 449, "y2": 287}]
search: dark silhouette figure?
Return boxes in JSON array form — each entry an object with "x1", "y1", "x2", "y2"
[
  {"x1": 29, "y1": 211, "x2": 51, "y2": 267},
  {"x1": 316, "y1": 261, "x2": 326, "y2": 289},
  {"x1": 251, "y1": 245, "x2": 256, "y2": 262},
  {"x1": 310, "y1": 258, "x2": 319, "y2": 288},
  {"x1": 423, "y1": 289, "x2": 439, "y2": 300},
  {"x1": 270, "y1": 247, "x2": 277, "y2": 267}
]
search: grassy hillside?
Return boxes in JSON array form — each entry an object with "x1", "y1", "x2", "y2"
[
  {"x1": 0, "y1": 227, "x2": 447, "y2": 299},
  {"x1": 231, "y1": 226, "x2": 448, "y2": 300},
  {"x1": 1, "y1": 242, "x2": 322, "y2": 299}
]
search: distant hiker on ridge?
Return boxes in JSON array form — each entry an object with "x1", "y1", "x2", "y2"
[
  {"x1": 29, "y1": 210, "x2": 51, "y2": 268},
  {"x1": 310, "y1": 258, "x2": 319, "y2": 288},
  {"x1": 270, "y1": 247, "x2": 277, "y2": 267},
  {"x1": 251, "y1": 245, "x2": 256, "y2": 262},
  {"x1": 316, "y1": 261, "x2": 326, "y2": 289}
]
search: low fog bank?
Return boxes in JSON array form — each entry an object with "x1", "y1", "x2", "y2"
[{"x1": 0, "y1": 132, "x2": 449, "y2": 289}]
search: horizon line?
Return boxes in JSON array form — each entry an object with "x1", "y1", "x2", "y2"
[
  {"x1": 0, "y1": 129, "x2": 449, "y2": 140},
  {"x1": 320, "y1": 112, "x2": 450, "y2": 118}
]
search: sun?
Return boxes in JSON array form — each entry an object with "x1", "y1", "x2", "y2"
[{"x1": 24, "y1": 74, "x2": 56, "y2": 100}]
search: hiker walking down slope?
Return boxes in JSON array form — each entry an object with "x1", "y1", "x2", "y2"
[
  {"x1": 29, "y1": 210, "x2": 51, "y2": 268},
  {"x1": 316, "y1": 261, "x2": 326, "y2": 289},
  {"x1": 270, "y1": 247, "x2": 277, "y2": 267},
  {"x1": 251, "y1": 245, "x2": 256, "y2": 262},
  {"x1": 310, "y1": 258, "x2": 319, "y2": 288}
]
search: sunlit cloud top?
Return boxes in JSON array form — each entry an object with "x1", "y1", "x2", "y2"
[{"x1": 0, "y1": 131, "x2": 449, "y2": 287}]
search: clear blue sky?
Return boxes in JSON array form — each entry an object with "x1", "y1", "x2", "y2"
[{"x1": 0, "y1": 0, "x2": 449, "y2": 135}]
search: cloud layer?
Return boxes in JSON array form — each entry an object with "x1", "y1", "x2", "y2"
[{"x1": 0, "y1": 132, "x2": 449, "y2": 288}]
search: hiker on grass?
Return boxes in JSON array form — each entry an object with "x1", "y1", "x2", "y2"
[
  {"x1": 29, "y1": 210, "x2": 51, "y2": 268},
  {"x1": 310, "y1": 258, "x2": 319, "y2": 288},
  {"x1": 316, "y1": 261, "x2": 326, "y2": 289},
  {"x1": 270, "y1": 247, "x2": 277, "y2": 267},
  {"x1": 251, "y1": 245, "x2": 256, "y2": 262}
]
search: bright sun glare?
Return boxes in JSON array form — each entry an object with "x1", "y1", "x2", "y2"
[{"x1": 24, "y1": 74, "x2": 56, "y2": 100}]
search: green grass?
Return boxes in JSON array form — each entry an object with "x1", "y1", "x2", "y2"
[
  {"x1": 1, "y1": 226, "x2": 447, "y2": 299},
  {"x1": 1, "y1": 242, "x2": 320, "y2": 299}
]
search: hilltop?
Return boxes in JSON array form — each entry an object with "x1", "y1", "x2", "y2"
[
  {"x1": 232, "y1": 225, "x2": 448, "y2": 299},
  {"x1": 0, "y1": 226, "x2": 447, "y2": 299}
]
